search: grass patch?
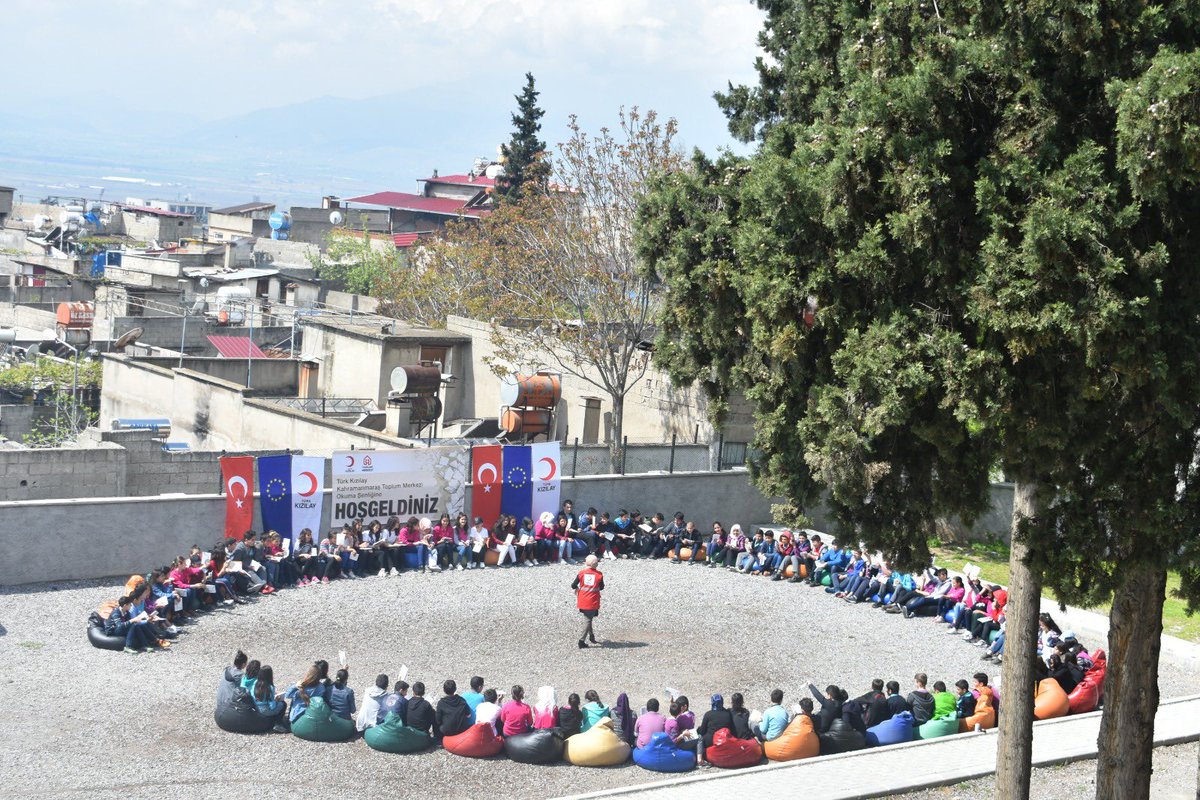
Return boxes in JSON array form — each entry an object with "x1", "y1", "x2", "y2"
[
  {"x1": 930, "y1": 540, "x2": 1200, "y2": 644},
  {"x1": 17, "y1": 641, "x2": 43, "y2": 650}
]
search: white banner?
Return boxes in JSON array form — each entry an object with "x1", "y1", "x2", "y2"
[
  {"x1": 529, "y1": 441, "x2": 562, "y2": 522},
  {"x1": 290, "y1": 455, "x2": 325, "y2": 541},
  {"x1": 331, "y1": 447, "x2": 467, "y2": 528}
]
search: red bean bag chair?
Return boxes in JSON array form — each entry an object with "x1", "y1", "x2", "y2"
[
  {"x1": 705, "y1": 728, "x2": 762, "y2": 769},
  {"x1": 443, "y1": 722, "x2": 503, "y2": 758},
  {"x1": 1033, "y1": 678, "x2": 1070, "y2": 720},
  {"x1": 1068, "y1": 649, "x2": 1107, "y2": 714}
]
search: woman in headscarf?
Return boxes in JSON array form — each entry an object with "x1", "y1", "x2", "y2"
[
  {"x1": 695, "y1": 694, "x2": 735, "y2": 766},
  {"x1": 613, "y1": 692, "x2": 637, "y2": 745},
  {"x1": 533, "y1": 685, "x2": 559, "y2": 729}
]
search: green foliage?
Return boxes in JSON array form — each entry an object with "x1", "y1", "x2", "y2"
[
  {"x1": 497, "y1": 72, "x2": 550, "y2": 201},
  {"x1": 638, "y1": 0, "x2": 1200, "y2": 602},
  {"x1": 314, "y1": 229, "x2": 395, "y2": 295},
  {"x1": 0, "y1": 359, "x2": 101, "y2": 393}
]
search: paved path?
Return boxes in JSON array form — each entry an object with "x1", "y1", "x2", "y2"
[{"x1": 556, "y1": 695, "x2": 1200, "y2": 800}]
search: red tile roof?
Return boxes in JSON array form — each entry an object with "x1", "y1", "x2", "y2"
[
  {"x1": 345, "y1": 191, "x2": 487, "y2": 218},
  {"x1": 207, "y1": 335, "x2": 266, "y2": 359},
  {"x1": 419, "y1": 173, "x2": 496, "y2": 188}
]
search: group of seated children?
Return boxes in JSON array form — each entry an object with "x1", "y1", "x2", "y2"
[{"x1": 218, "y1": 649, "x2": 997, "y2": 763}]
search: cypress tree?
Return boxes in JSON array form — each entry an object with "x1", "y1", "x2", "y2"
[{"x1": 496, "y1": 72, "x2": 550, "y2": 200}]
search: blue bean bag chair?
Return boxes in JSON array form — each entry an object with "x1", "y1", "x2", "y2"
[
  {"x1": 291, "y1": 698, "x2": 355, "y2": 742},
  {"x1": 917, "y1": 715, "x2": 959, "y2": 740},
  {"x1": 943, "y1": 607, "x2": 959, "y2": 624},
  {"x1": 633, "y1": 732, "x2": 695, "y2": 773},
  {"x1": 571, "y1": 539, "x2": 588, "y2": 557},
  {"x1": 865, "y1": 711, "x2": 915, "y2": 747}
]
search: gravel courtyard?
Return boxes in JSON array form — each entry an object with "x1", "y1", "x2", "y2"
[{"x1": 3, "y1": 559, "x2": 1199, "y2": 799}]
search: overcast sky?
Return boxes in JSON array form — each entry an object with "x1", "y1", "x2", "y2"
[{"x1": 6, "y1": 0, "x2": 764, "y2": 128}]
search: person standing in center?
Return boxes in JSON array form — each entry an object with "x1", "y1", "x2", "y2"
[{"x1": 572, "y1": 554, "x2": 605, "y2": 649}]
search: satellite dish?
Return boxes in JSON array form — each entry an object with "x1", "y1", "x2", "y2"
[
  {"x1": 113, "y1": 327, "x2": 144, "y2": 349},
  {"x1": 485, "y1": 164, "x2": 505, "y2": 180},
  {"x1": 199, "y1": 277, "x2": 209, "y2": 288},
  {"x1": 329, "y1": 210, "x2": 344, "y2": 225},
  {"x1": 190, "y1": 299, "x2": 206, "y2": 314},
  {"x1": 25, "y1": 343, "x2": 40, "y2": 361}
]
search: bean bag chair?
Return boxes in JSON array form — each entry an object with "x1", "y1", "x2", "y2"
[
  {"x1": 87, "y1": 612, "x2": 125, "y2": 651},
  {"x1": 818, "y1": 718, "x2": 866, "y2": 754},
  {"x1": 563, "y1": 717, "x2": 630, "y2": 767},
  {"x1": 633, "y1": 732, "x2": 695, "y2": 773},
  {"x1": 1068, "y1": 650, "x2": 1106, "y2": 714},
  {"x1": 917, "y1": 716, "x2": 959, "y2": 740},
  {"x1": 943, "y1": 607, "x2": 959, "y2": 624},
  {"x1": 1033, "y1": 678, "x2": 1070, "y2": 720},
  {"x1": 866, "y1": 711, "x2": 916, "y2": 747},
  {"x1": 572, "y1": 539, "x2": 589, "y2": 557},
  {"x1": 783, "y1": 564, "x2": 807, "y2": 579},
  {"x1": 215, "y1": 686, "x2": 276, "y2": 734},
  {"x1": 706, "y1": 728, "x2": 762, "y2": 769},
  {"x1": 820, "y1": 573, "x2": 832, "y2": 586},
  {"x1": 363, "y1": 713, "x2": 432, "y2": 753},
  {"x1": 677, "y1": 547, "x2": 706, "y2": 562},
  {"x1": 504, "y1": 728, "x2": 564, "y2": 764},
  {"x1": 291, "y1": 698, "x2": 355, "y2": 743},
  {"x1": 959, "y1": 689, "x2": 996, "y2": 732},
  {"x1": 763, "y1": 714, "x2": 819, "y2": 761},
  {"x1": 483, "y1": 549, "x2": 501, "y2": 566},
  {"x1": 443, "y1": 722, "x2": 503, "y2": 758}
]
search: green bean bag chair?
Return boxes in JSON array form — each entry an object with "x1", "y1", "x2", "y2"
[
  {"x1": 917, "y1": 715, "x2": 960, "y2": 740},
  {"x1": 291, "y1": 698, "x2": 354, "y2": 742},
  {"x1": 363, "y1": 712, "x2": 433, "y2": 754}
]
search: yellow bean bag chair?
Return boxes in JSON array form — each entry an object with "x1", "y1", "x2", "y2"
[
  {"x1": 1034, "y1": 678, "x2": 1070, "y2": 720},
  {"x1": 563, "y1": 717, "x2": 631, "y2": 767},
  {"x1": 960, "y1": 687, "x2": 997, "y2": 732},
  {"x1": 678, "y1": 547, "x2": 706, "y2": 562},
  {"x1": 763, "y1": 714, "x2": 819, "y2": 762}
]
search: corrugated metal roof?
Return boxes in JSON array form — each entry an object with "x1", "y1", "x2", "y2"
[
  {"x1": 118, "y1": 203, "x2": 193, "y2": 218},
  {"x1": 393, "y1": 232, "x2": 421, "y2": 248},
  {"x1": 345, "y1": 191, "x2": 487, "y2": 218},
  {"x1": 211, "y1": 201, "x2": 276, "y2": 215},
  {"x1": 207, "y1": 335, "x2": 266, "y2": 358}
]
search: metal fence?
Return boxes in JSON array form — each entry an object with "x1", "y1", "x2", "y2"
[{"x1": 260, "y1": 397, "x2": 376, "y2": 418}]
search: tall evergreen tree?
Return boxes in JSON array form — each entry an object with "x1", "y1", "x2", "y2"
[
  {"x1": 638, "y1": 2, "x2": 1200, "y2": 798},
  {"x1": 496, "y1": 72, "x2": 550, "y2": 200}
]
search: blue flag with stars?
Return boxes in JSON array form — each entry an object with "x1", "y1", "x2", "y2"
[
  {"x1": 257, "y1": 454, "x2": 293, "y2": 539},
  {"x1": 500, "y1": 445, "x2": 533, "y2": 521}
]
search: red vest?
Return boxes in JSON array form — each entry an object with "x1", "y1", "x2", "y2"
[{"x1": 575, "y1": 568, "x2": 603, "y2": 611}]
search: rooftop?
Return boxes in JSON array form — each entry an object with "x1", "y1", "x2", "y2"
[
  {"x1": 117, "y1": 204, "x2": 193, "y2": 218},
  {"x1": 211, "y1": 201, "x2": 276, "y2": 216},
  {"x1": 344, "y1": 191, "x2": 488, "y2": 218},
  {"x1": 419, "y1": 173, "x2": 496, "y2": 188},
  {"x1": 305, "y1": 316, "x2": 472, "y2": 343}
]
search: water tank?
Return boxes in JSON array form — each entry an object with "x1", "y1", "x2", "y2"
[
  {"x1": 56, "y1": 302, "x2": 94, "y2": 328},
  {"x1": 501, "y1": 408, "x2": 552, "y2": 435},
  {"x1": 389, "y1": 365, "x2": 442, "y2": 395},
  {"x1": 499, "y1": 372, "x2": 561, "y2": 408},
  {"x1": 409, "y1": 395, "x2": 443, "y2": 423},
  {"x1": 268, "y1": 211, "x2": 292, "y2": 231}
]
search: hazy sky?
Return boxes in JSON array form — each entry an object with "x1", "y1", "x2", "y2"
[{"x1": 5, "y1": 0, "x2": 764, "y2": 124}]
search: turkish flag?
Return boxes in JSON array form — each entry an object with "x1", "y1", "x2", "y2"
[
  {"x1": 470, "y1": 444, "x2": 503, "y2": 527},
  {"x1": 221, "y1": 456, "x2": 255, "y2": 536}
]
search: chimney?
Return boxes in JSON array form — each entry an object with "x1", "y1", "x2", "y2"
[{"x1": 432, "y1": 169, "x2": 438, "y2": 179}]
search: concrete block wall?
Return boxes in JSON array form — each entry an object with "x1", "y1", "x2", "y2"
[
  {"x1": 0, "y1": 443, "x2": 126, "y2": 501},
  {"x1": 0, "y1": 301, "x2": 58, "y2": 330},
  {"x1": 0, "y1": 404, "x2": 55, "y2": 441}
]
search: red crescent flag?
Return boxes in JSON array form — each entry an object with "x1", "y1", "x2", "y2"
[
  {"x1": 470, "y1": 444, "x2": 503, "y2": 527},
  {"x1": 220, "y1": 456, "x2": 255, "y2": 536}
]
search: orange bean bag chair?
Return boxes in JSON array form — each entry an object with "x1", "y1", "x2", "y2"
[
  {"x1": 678, "y1": 547, "x2": 706, "y2": 562},
  {"x1": 1068, "y1": 649, "x2": 1107, "y2": 714},
  {"x1": 483, "y1": 549, "x2": 501, "y2": 566},
  {"x1": 782, "y1": 564, "x2": 807, "y2": 579},
  {"x1": 1033, "y1": 678, "x2": 1070, "y2": 720},
  {"x1": 959, "y1": 686, "x2": 997, "y2": 732},
  {"x1": 706, "y1": 728, "x2": 762, "y2": 769},
  {"x1": 764, "y1": 714, "x2": 819, "y2": 761},
  {"x1": 443, "y1": 722, "x2": 503, "y2": 758}
]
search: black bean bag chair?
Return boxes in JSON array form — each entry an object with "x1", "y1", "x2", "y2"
[
  {"x1": 818, "y1": 718, "x2": 867, "y2": 755},
  {"x1": 215, "y1": 686, "x2": 277, "y2": 734},
  {"x1": 503, "y1": 728, "x2": 565, "y2": 764},
  {"x1": 87, "y1": 612, "x2": 125, "y2": 651}
]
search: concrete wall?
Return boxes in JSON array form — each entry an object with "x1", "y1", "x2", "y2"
[
  {"x1": 0, "y1": 301, "x2": 57, "y2": 330},
  {"x1": 0, "y1": 468, "x2": 775, "y2": 585},
  {"x1": 119, "y1": 210, "x2": 192, "y2": 242},
  {"x1": 0, "y1": 403, "x2": 55, "y2": 441},
  {"x1": 0, "y1": 283, "x2": 93, "y2": 305},
  {"x1": 562, "y1": 442, "x2": 712, "y2": 476},
  {"x1": 130, "y1": 356, "x2": 298, "y2": 393},
  {"x1": 0, "y1": 442, "x2": 126, "y2": 501},
  {"x1": 100, "y1": 354, "x2": 411, "y2": 452},
  {"x1": 105, "y1": 315, "x2": 296, "y2": 355},
  {"x1": 938, "y1": 483, "x2": 1015, "y2": 544},
  {"x1": 445, "y1": 315, "x2": 756, "y2": 446}
]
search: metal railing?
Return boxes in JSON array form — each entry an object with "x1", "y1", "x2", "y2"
[{"x1": 260, "y1": 397, "x2": 377, "y2": 417}]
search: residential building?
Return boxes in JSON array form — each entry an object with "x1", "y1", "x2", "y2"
[
  {"x1": 344, "y1": 168, "x2": 493, "y2": 233},
  {"x1": 207, "y1": 201, "x2": 275, "y2": 242},
  {"x1": 115, "y1": 204, "x2": 194, "y2": 243}
]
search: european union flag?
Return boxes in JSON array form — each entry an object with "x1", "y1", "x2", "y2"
[
  {"x1": 257, "y1": 454, "x2": 293, "y2": 539},
  {"x1": 500, "y1": 445, "x2": 532, "y2": 521}
]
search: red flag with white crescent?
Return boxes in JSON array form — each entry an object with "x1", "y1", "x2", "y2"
[
  {"x1": 471, "y1": 444, "x2": 503, "y2": 526},
  {"x1": 221, "y1": 456, "x2": 255, "y2": 536}
]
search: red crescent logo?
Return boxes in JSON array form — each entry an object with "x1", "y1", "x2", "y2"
[
  {"x1": 299, "y1": 471, "x2": 318, "y2": 497},
  {"x1": 538, "y1": 456, "x2": 557, "y2": 481},
  {"x1": 344, "y1": 455, "x2": 355, "y2": 468}
]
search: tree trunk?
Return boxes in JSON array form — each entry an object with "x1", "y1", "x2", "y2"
[
  {"x1": 1095, "y1": 562, "x2": 1166, "y2": 800},
  {"x1": 608, "y1": 392, "x2": 625, "y2": 474},
  {"x1": 996, "y1": 479, "x2": 1044, "y2": 800}
]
